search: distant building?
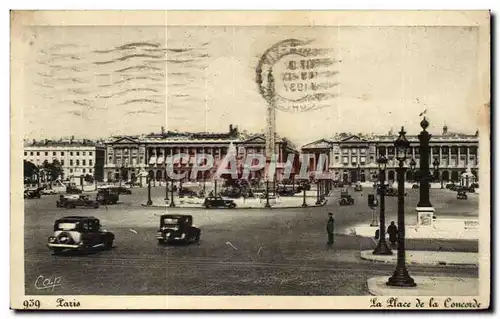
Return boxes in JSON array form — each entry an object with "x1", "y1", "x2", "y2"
[
  {"x1": 103, "y1": 125, "x2": 299, "y2": 183},
  {"x1": 23, "y1": 137, "x2": 106, "y2": 183},
  {"x1": 301, "y1": 125, "x2": 479, "y2": 184}
]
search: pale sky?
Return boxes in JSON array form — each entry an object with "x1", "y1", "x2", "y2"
[{"x1": 23, "y1": 25, "x2": 482, "y2": 146}]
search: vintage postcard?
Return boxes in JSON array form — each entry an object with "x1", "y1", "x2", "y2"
[{"x1": 10, "y1": 10, "x2": 490, "y2": 310}]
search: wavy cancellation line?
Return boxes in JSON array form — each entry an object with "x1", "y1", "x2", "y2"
[{"x1": 93, "y1": 42, "x2": 161, "y2": 54}]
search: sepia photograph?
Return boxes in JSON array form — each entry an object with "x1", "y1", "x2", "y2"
[{"x1": 10, "y1": 10, "x2": 490, "y2": 310}]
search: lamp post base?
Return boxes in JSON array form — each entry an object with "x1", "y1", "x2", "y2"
[
  {"x1": 369, "y1": 220, "x2": 379, "y2": 227},
  {"x1": 301, "y1": 203, "x2": 308, "y2": 207},
  {"x1": 169, "y1": 202, "x2": 176, "y2": 208},
  {"x1": 146, "y1": 200, "x2": 153, "y2": 206},
  {"x1": 373, "y1": 240, "x2": 393, "y2": 255},
  {"x1": 386, "y1": 268, "x2": 417, "y2": 287}
]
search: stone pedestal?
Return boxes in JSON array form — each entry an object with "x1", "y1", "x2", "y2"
[{"x1": 416, "y1": 207, "x2": 435, "y2": 230}]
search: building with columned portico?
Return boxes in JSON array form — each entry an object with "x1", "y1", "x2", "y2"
[
  {"x1": 301, "y1": 125, "x2": 479, "y2": 184},
  {"x1": 103, "y1": 125, "x2": 299, "y2": 184}
]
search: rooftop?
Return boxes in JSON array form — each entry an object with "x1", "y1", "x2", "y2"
[{"x1": 24, "y1": 138, "x2": 105, "y2": 148}]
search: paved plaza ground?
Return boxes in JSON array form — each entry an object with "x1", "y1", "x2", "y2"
[{"x1": 23, "y1": 185, "x2": 479, "y2": 295}]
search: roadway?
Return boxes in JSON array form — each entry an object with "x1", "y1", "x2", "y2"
[{"x1": 23, "y1": 186, "x2": 479, "y2": 295}]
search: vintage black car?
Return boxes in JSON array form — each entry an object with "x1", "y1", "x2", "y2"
[
  {"x1": 156, "y1": 214, "x2": 201, "y2": 244},
  {"x1": 96, "y1": 188, "x2": 119, "y2": 205},
  {"x1": 56, "y1": 194, "x2": 100, "y2": 209},
  {"x1": 111, "y1": 186, "x2": 132, "y2": 195},
  {"x1": 339, "y1": 190, "x2": 354, "y2": 205},
  {"x1": 203, "y1": 196, "x2": 236, "y2": 209},
  {"x1": 354, "y1": 184, "x2": 363, "y2": 192},
  {"x1": 66, "y1": 186, "x2": 83, "y2": 194},
  {"x1": 457, "y1": 191, "x2": 468, "y2": 200},
  {"x1": 47, "y1": 216, "x2": 114, "y2": 254},
  {"x1": 24, "y1": 187, "x2": 43, "y2": 199},
  {"x1": 277, "y1": 188, "x2": 297, "y2": 196},
  {"x1": 412, "y1": 184, "x2": 420, "y2": 189}
]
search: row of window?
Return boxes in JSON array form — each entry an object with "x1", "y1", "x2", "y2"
[
  {"x1": 335, "y1": 147, "x2": 478, "y2": 155},
  {"x1": 69, "y1": 159, "x2": 93, "y2": 166},
  {"x1": 24, "y1": 151, "x2": 93, "y2": 157},
  {"x1": 68, "y1": 168, "x2": 93, "y2": 174}
]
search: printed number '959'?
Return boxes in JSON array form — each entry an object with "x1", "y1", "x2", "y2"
[{"x1": 23, "y1": 299, "x2": 41, "y2": 309}]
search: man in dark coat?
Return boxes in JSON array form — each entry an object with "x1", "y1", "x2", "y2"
[
  {"x1": 326, "y1": 213, "x2": 335, "y2": 245},
  {"x1": 387, "y1": 221, "x2": 398, "y2": 245}
]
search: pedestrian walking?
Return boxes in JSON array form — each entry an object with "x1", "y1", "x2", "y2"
[
  {"x1": 387, "y1": 221, "x2": 398, "y2": 245},
  {"x1": 326, "y1": 213, "x2": 335, "y2": 245}
]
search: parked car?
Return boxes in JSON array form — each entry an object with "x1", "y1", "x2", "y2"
[
  {"x1": 354, "y1": 184, "x2": 363, "y2": 192},
  {"x1": 445, "y1": 183, "x2": 456, "y2": 190},
  {"x1": 24, "y1": 187, "x2": 43, "y2": 199},
  {"x1": 339, "y1": 190, "x2": 354, "y2": 205},
  {"x1": 457, "y1": 191, "x2": 468, "y2": 200},
  {"x1": 112, "y1": 186, "x2": 132, "y2": 195},
  {"x1": 277, "y1": 188, "x2": 296, "y2": 196},
  {"x1": 203, "y1": 196, "x2": 236, "y2": 209},
  {"x1": 96, "y1": 188, "x2": 119, "y2": 205},
  {"x1": 411, "y1": 184, "x2": 419, "y2": 189},
  {"x1": 56, "y1": 194, "x2": 99, "y2": 209},
  {"x1": 66, "y1": 186, "x2": 83, "y2": 194},
  {"x1": 41, "y1": 188, "x2": 58, "y2": 195},
  {"x1": 47, "y1": 216, "x2": 114, "y2": 254},
  {"x1": 156, "y1": 214, "x2": 201, "y2": 245}
]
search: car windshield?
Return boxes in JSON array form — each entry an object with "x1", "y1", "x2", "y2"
[
  {"x1": 162, "y1": 218, "x2": 179, "y2": 226},
  {"x1": 56, "y1": 222, "x2": 78, "y2": 230}
]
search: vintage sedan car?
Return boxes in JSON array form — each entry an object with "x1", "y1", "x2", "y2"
[
  {"x1": 56, "y1": 194, "x2": 100, "y2": 209},
  {"x1": 47, "y1": 216, "x2": 114, "y2": 254},
  {"x1": 66, "y1": 186, "x2": 83, "y2": 194},
  {"x1": 113, "y1": 186, "x2": 132, "y2": 195},
  {"x1": 339, "y1": 191, "x2": 354, "y2": 205},
  {"x1": 203, "y1": 196, "x2": 236, "y2": 209},
  {"x1": 457, "y1": 191, "x2": 468, "y2": 200},
  {"x1": 354, "y1": 184, "x2": 363, "y2": 192},
  {"x1": 96, "y1": 188, "x2": 119, "y2": 205},
  {"x1": 41, "y1": 188, "x2": 58, "y2": 195},
  {"x1": 24, "y1": 187, "x2": 43, "y2": 199},
  {"x1": 411, "y1": 184, "x2": 420, "y2": 189},
  {"x1": 156, "y1": 214, "x2": 201, "y2": 245}
]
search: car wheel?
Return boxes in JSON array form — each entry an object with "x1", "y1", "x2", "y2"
[{"x1": 104, "y1": 238, "x2": 113, "y2": 250}]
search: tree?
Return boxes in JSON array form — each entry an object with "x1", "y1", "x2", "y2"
[
  {"x1": 41, "y1": 159, "x2": 63, "y2": 181},
  {"x1": 23, "y1": 160, "x2": 38, "y2": 184},
  {"x1": 84, "y1": 174, "x2": 94, "y2": 183}
]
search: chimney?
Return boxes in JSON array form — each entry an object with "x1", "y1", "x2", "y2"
[
  {"x1": 32, "y1": 139, "x2": 35, "y2": 145},
  {"x1": 442, "y1": 124, "x2": 448, "y2": 135},
  {"x1": 161, "y1": 126, "x2": 165, "y2": 135},
  {"x1": 229, "y1": 124, "x2": 233, "y2": 133},
  {"x1": 475, "y1": 129, "x2": 479, "y2": 137}
]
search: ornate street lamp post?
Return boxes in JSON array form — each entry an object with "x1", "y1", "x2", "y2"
[
  {"x1": 357, "y1": 164, "x2": 361, "y2": 183},
  {"x1": 169, "y1": 178, "x2": 176, "y2": 207},
  {"x1": 417, "y1": 117, "x2": 434, "y2": 216},
  {"x1": 315, "y1": 179, "x2": 321, "y2": 204},
  {"x1": 432, "y1": 158, "x2": 441, "y2": 189},
  {"x1": 146, "y1": 175, "x2": 153, "y2": 206},
  {"x1": 373, "y1": 154, "x2": 392, "y2": 255},
  {"x1": 370, "y1": 173, "x2": 379, "y2": 227},
  {"x1": 265, "y1": 179, "x2": 271, "y2": 208},
  {"x1": 302, "y1": 181, "x2": 307, "y2": 207},
  {"x1": 387, "y1": 126, "x2": 416, "y2": 287},
  {"x1": 409, "y1": 158, "x2": 416, "y2": 182}
]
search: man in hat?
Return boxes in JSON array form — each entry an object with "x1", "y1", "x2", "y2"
[{"x1": 326, "y1": 213, "x2": 335, "y2": 245}]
